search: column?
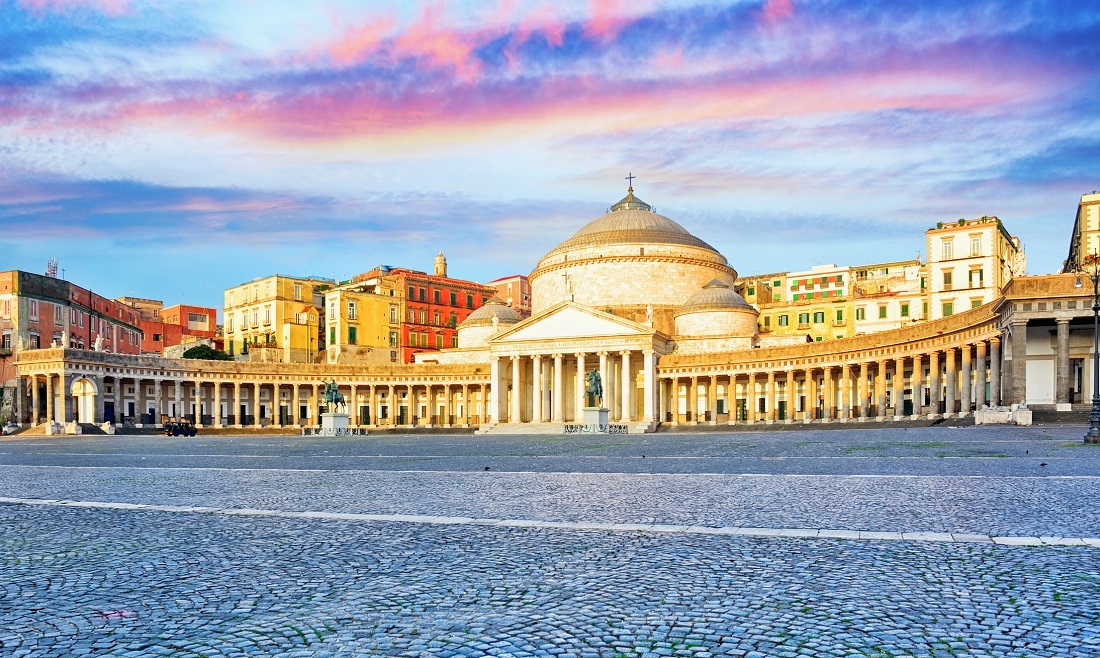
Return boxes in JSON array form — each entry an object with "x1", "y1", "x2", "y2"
[
  {"x1": 478, "y1": 383, "x2": 487, "y2": 425},
  {"x1": 273, "y1": 383, "x2": 282, "y2": 428},
  {"x1": 59, "y1": 374, "x2": 68, "y2": 424},
  {"x1": 192, "y1": 381, "x2": 203, "y2": 426},
  {"x1": 643, "y1": 350, "x2": 655, "y2": 423},
  {"x1": 823, "y1": 367, "x2": 834, "y2": 420},
  {"x1": 213, "y1": 381, "x2": 222, "y2": 428},
  {"x1": 690, "y1": 375, "x2": 699, "y2": 424},
  {"x1": 945, "y1": 348, "x2": 957, "y2": 417},
  {"x1": 233, "y1": 381, "x2": 242, "y2": 428},
  {"x1": 911, "y1": 354, "x2": 923, "y2": 418},
  {"x1": 598, "y1": 352, "x2": 609, "y2": 409},
  {"x1": 311, "y1": 383, "x2": 320, "y2": 426},
  {"x1": 856, "y1": 363, "x2": 867, "y2": 419},
  {"x1": 113, "y1": 377, "x2": 122, "y2": 424},
  {"x1": 532, "y1": 355, "x2": 543, "y2": 423},
  {"x1": 960, "y1": 344, "x2": 973, "y2": 416},
  {"x1": 575, "y1": 353, "x2": 586, "y2": 416},
  {"x1": 893, "y1": 357, "x2": 904, "y2": 420},
  {"x1": 1056, "y1": 319, "x2": 1071, "y2": 409},
  {"x1": 747, "y1": 373, "x2": 757, "y2": 423},
  {"x1": 368, "y1": 384, "x2": 377, "y2": 426},
  {"x1": 619, "y1": 352, "x2": 632, "y2": 423},
  {"x1": 349, "y1": 384, "x2": 358, "y2": 426},
  {"x1": 254, "y1": 383, "x2": 263, "y2": 428},
  {"x1": 553, "y1": 354, "x2": 564, "y2": 422},
  {"x1": 291, "y1": 383, "x2": 300, "y2": 427},
  {"x1": 388, "y1": 384, "x2": 396, "y2": 425},
  {"x1": 766, "y1": 371, "x2": 776, "y2": 422},
  {"x1": 31, "y1": 376, "x2": 40, "y2": 425},
  {"x1": 135, "y1": 378, "x2": 145, "y2": 423},
  {"x1": 510, "y1": 355, "x2": 522, "y2": 423},
  {"x1": 806, "y1": 368, "x2": 817, "y2": 423},
  {"x1": 707, "y1": 372, "x2": 718, "y2": 424},
  {"x1": 875, "y1": 362, "x2": 887, "y2": 419},
  {"x1": 154, "y1": 379, "x2": 163, "y2": 425},
  {"x1": 990, "y1": 337, "x2": 1002, "y2": 406},
  {"x1": 173, "y1": 380, "x2": 182, "y2": 420},
  {"x1": 1010, "y1": 320, "x2": 1028, "y2": 405},
  {"x1": 784, "y1": 369, "x2": 794, "y2": 422},
  {"x1": 929, "y1": 351, "x2": 941, "y2": 417},
  {"x1": 490, "y1": 357, "x2": 502, "y2": 422},
  {"x1": 840, "y1": 365, "x2": 851, "y2": 420},
  {"x1": 975, "y1": 341, "x2": 988, "y2": 408}
]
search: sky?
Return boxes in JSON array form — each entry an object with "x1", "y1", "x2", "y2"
[{"x1": 2, "y1": 0, "x2": 1098, "y2": 316}]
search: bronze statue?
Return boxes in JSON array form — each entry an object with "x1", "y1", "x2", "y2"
[
  {"x1": 584, "y1": 368, "x2": 603, "y2": 407},
  {"x1": 322, "y1": 380, "x2": 346, "y2": 413}
]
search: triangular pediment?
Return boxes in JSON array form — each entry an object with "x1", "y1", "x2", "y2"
[{"x1": 491, "y1": 302, "x2": 656, "y2": 344}]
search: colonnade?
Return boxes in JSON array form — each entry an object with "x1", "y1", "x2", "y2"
[
  {"x1": 660, "y1": 338, "x2": 1002, "y2": 425},
  {"x1": 15, "y1": 373, "x2": 490, "y2": 429},
  {"x1": 489, "y1": 348, "x2": 657, "y2": 425}
]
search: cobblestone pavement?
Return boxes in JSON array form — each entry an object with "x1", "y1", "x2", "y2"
[{"x1": 1, "y1": 427, "x2": 1099, "y2": 657}]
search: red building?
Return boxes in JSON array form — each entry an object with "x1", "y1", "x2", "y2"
[
  {"x1": 486, "y1": 274, "x2": 532, "y2": 317},
  {"x1": 350, "y1": 253, "x2": 497, "y2": 363},
  {"x1": 119, "y1": 298, "x2": 219, "y2": 355},
  {"x1": 0, "y1": 270, "x2": 143, "y2": 356}
]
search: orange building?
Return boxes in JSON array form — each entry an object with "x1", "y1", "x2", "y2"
[{"x1": 486, "y1": 274, "x2": 531, "y2": 317}]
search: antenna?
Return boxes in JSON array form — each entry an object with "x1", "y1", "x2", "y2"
[{"x1": 45, "y1": 258, "x2": 58, "y2": 278}]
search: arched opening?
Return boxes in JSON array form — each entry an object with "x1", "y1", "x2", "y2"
[{"x1": 71, "y1": 378, "x2": 97, "y2": 424}]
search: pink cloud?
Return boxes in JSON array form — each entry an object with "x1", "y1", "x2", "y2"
[
  {"x1": 761, "y1": 0, "x2": 794, "y2": 24},
  {"x1": 18, "y1": 0, "x2": 130, "y2": 16},
  {"x1": 584, "y1": 0, "x2": 628, "y2": 40},
  {"x1": 326, "y1": 15, "x2": 397, "y2": 65}
]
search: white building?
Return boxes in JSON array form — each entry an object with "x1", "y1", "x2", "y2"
[{"x1": 926, "y1": 216, "x2": 1024, "y2": 320}]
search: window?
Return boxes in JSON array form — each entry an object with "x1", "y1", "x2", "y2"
[
  {"x1": 30, "y1": 333, "x2": 40, "y2": 348},
  {"x1": 923, "y1": 302, "x2": 928, "y2": 318},
  {"x1": 294, "y1": 312, "x2": 305, "y2": 324},
  {"x1": 1, "y1": 332, "x2": 9, "y2": 349},
  {"x1": 419, "y1": 288, "x2": 426, "y2": 302},
  {"x1": 451, "y1": 335, "x2": 458, "y2": 348},
  {"x1": 942, "y1": 271, "x2": 953, "y2": 291},
  {"x1": 449, "y1": 312, "x2": 457, "y2": 327},
  {"x1": 347, "y1": 301, "x2": 357, "y2": 320},
  {"x1": 942, "y1": 302, "x2": 954, "y2": 317},
  {"x1": 920, "y1": 276, "x2": 926, "y2": 291},
  {"x1": 835, "y1": 309, "x2": 844, "y2": 322},
  {"x1": 778, "y1": 315, "x2": 789, "y2": 327},
  {"x1": 29, "y1": 300, "x2": 38, "y2": 321},
  {"x1": 434, "y1": 311, "x2": 440, "y2": 325},
  {"x1": 153, "y1": 333, "x2": 162, "y2": 342},
  {"x1": 450, "y1": 291, "x2": 457, "y2": 306},
  {"x1": 419, "y1": 310, "x2": 427, "y2": 323},
  {"x1": 389, "y1": 331, "x2": 398, "y2": 348},
  {"x1": 772, "y1": 280, "x2": 781, "y2": 287},
  {"x1": 970, "y1": 269, "x2": 984, "y2": 288},
  {"x1": 763, "y1": 316, "x2": 771, "y2": 328},
  {"x1": 813, "y1": 311, "x2": 825, "y2": 323},
  {"x1": 746, "y1": 286, "x2": 755, "y2": 296},
  {"x1": 971, "y1": 298, "x2": 982, "y2": 309},
  {"x1": 389, "y1": 306, "x2": 398, "y2": 323},
  {"x1": 436, "y1": 333, "x2": 443, "y2": 349},
  {"x1": 264, "y1": 308, "x2": 271, "y2": 325},
  {"x1": 466, "y1": 294, "x2": 474, "y2": 308},
  {"x1": 901, "y1": 303, "x2": 910, "y2": 317},
  {"x1": 773, "y1": 293, "x2": 782, "y2": 302},
  {"x1": 390, "y1": 351, "x2": 398, "y2": 363},
  {"x1": 878, "y1": 305, "x2": 887, "y2": 319},
  {"x1": 970, "y1": 236, "x2": 981, "y2": 257},
  {"x1": 856, "y1": 307, "x2": 866, "y2": 321},
  {"x1": 797, "y1": 312, "x2": 810, "y2": 325},
  {"x1": 348, "y1": 327, "x2": 357, "y2": 345},
  {"x1": 942, "y1": 240, "x2": 953, "y2": 260},
  {"x1": 54, "y1": 304, "x2": 63, "y2": 325},
  {"x1": 836, "y1": 275, "x2": 844, "y2": 285},
  {"x1": 294, "y1": 283, "x2": 303, "y2": 301},
  {"x1": 408, "y1": 286, "x2": 415, "y2": 299},
  {"x1": 434, "y1": 290, "x2": 441, "y2": 304}
]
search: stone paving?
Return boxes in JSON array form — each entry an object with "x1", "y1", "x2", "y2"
[{"x1": 1, "y1": 426, "x2": 1098, "y2": 657}]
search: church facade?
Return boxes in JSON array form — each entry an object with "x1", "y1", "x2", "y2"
[{"x1": 8, "y1": 188, "x2": 1089, "y2": 433}]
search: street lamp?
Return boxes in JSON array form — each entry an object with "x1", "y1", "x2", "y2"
[{"x1": 1079, "y1": 253, "x2": 1100, "y2": 443}]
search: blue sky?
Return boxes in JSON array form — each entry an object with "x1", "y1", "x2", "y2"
[{"x1": 2, "y1": 0, "x2": 1098, "y2": 316}]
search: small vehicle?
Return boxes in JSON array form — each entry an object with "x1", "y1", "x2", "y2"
[{"x1": 164, "y1": 419, "x2": 197, "y2": 437}]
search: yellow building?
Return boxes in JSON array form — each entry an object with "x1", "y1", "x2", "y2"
[
  {"x1": 738, "y1": 266, "x2": 854, "y2": 341},
  {"x1": 1064, "y1": 191, "x2": 1100, "y2": 271},
  {"x1": 926, "y1": 216, "x2": 1024, "y2": 320},
  {"x1": 223, "y1": 274, "x2": 333, "y2": 363},
  {"x1": 324, "y1": 278, "x2": 403, "y2": 365}
]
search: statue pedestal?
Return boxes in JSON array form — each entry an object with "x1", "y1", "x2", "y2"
[
  {"x1": 582, "y1": 407, "x2": 609, "y2": 429},
  {"x1": 320, "y1": 413, "x2": 351, "y2": 436}
]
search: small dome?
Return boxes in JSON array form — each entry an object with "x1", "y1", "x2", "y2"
[
  {"x1": 675, "y1": 280, "x2": 754, "y2": 316},
  {"x1": 460, "y1": 296, "x2": 522, "y2": 327}
]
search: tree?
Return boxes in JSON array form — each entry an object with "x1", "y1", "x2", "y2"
[{"x1": 182, "y1": 344, "x2": 232, "y2": 361}]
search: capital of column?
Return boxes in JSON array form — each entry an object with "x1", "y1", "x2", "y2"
[
  {"x1": 574, "y1": 352, "x2": 585, "y2": 358},
  {"x1": 619, "y1": 350, "x2": 631, "y2": 356},
  {"x1": 552, "y1": 353, "x2": 563, "y2": 360},
  {"x1": 990, "y1": 336, "x2": 1001, "y2": 346},
  {"x1": 1056, "y1": 317, "x2": 1071, "y2": 325},
  {"x1": 597, "y1": 351, "x2": 609, "y2": 357},
  {"x1": 642, "y1": 348, "x2": 654, "y2": 356}
]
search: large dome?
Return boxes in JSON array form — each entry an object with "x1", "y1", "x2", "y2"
[
  {"x1": 542, "y1": 190, "x2": 720, "y2": 258},
  {"x1": 529, "y1": 185, "x2": 737, "y2": 334}
]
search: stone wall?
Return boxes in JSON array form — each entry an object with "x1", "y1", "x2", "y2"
[{"x1": 674, "y1": 310, "x2": 758, "y2": 338}]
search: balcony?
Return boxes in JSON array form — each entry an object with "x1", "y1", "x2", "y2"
[
  {"x1": 833, "y1": 319, "x2": 847, "y2": 327},
  {"x1": 797, "y1": 323, "x2": 811, "y2": 330}
]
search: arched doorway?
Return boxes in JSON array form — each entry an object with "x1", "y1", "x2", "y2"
[{"x1": 71, "y1": 378, "x2": 97, "y2": 424}]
